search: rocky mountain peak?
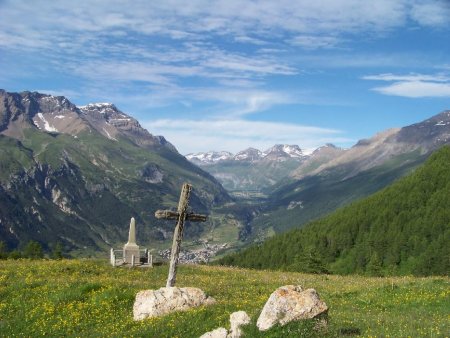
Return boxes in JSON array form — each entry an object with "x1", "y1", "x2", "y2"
[
  {"x1": 263, "y1": 144, "x2": 305, "y2": 160},
  {"x1": 79, "y1": 102, "x2": 176, "y2": 151},
  {"x1": 187, "y1": 144, "x2": 311, "y2": 165},
  {"x1": 395, "y1": 110, "x2": 450, "y2": 149},
  {"x1": 27, "y1": 92, "x2": 77, "y2": 111},
  {"x1": 234, "y1": 148, "x2": 263, "y2": 162},
  {"x1": 80, "y1": 102, "x2": 140, "y2": 130},
  {"x1": 185, "y1": 151, "x2": 233, "y2": 164},
  {"x1": 0, "y1": 90, "x2": 176, "y2": 152},
  {"x1": 0, "y1": 90, "x2": 85, "y2": 138}
]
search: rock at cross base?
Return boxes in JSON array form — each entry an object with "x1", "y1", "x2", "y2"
[
  {"x1": 199, "y1": 327, "x2": 228, "y2": 338},
  {"x1": 256, "y1": 285, "x2": 328, "y2": 331},
  {"x1": 133, "y1": 287, "x2": 216, "y2": 321},
  {"x1": 229, "y1": 311, "x2": 251, "y2": 338}
]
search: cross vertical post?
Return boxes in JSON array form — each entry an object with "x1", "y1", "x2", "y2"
[
  {"x1": 155, "y1": 183, "x2": 207, "y2": 288},
  {"x1": 166, "y1": 183, "x2": 191, "y2": 287}
]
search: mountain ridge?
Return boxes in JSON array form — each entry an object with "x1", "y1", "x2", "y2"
[
  {"x1": 218, "y1": 145, "x2": 450, "y2": 276},
  {"x1": 186, "y1": 144, "x2": 308, "y2": 165},
  {"x1": 0, "y1": 90, "x2": 231, "y2": 254}
]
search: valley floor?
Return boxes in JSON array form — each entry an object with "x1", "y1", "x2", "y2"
[{"x1": 0, "y1": 259, "x2": 448, "y2": 337}]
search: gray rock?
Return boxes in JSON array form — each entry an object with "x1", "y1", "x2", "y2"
[
  {"x1": 256, "y1": 285, "x2": 328, "y2": 331},
  {"x1": 133, "y1": 287, "x2": 216, "y2": 320},
  {"x1": 199, "y1": 327, "x2": 228, "y2": 338},
  {"x1": 228, "y1": 311, "x2": 251, "y2": 338}
]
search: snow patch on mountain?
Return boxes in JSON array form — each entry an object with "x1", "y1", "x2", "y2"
[
  {"x1": 186, "y1": 151, "x2": 233, "y2": 164},
  {"x1": 263, "y1": 144, "x2": 305, "y2": 159},
  {"x1": 187, "y1": 144, "x2": 310, "y2": 164},
  {"x1": 234, "y1": 148, "x2": 263, "y2": 161},
  {"x1": 35, "y1": 113, "x2": 58, "y2": 132}
]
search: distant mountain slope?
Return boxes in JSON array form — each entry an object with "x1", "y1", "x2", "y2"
[
  {"x1": 218, "y1": 145, "x2": 450, "y2": 276},
  {"x1": 252, "y1": 110, "x2": 450, "y2": 235},
  {"x1": 291, "y1": 111, "x2": 450, "y2": 181},
  {"x1": 186, "y1": 144, "x2": 309, "y2": 191},
  {"x1": 0, "y1": 90, "x2": 231, "y2": 253}
]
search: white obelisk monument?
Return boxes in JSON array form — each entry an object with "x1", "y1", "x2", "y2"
[{"x1": 123, "y1": 217, "x2": 140, "y2": 264}]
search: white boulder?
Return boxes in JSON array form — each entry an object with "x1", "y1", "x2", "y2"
[
  {"x1": 133, "y1": 287, "x2": 216, "y2": 321},
  {"x1": 229, "y1": 311, "x2": 251, "y2": 338},
  {"x1": 199, "y1": 310, "x2": 251, "y2": 338},
  {"x1": 200, "y1": 327, "x2": 228, "y2": 338},
  {"x1": 256, "y1": 285, "x2": 327, "y2": 331}
]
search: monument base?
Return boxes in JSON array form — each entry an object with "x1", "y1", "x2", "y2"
[{"x1": 123, "y1": 243, "x2": 140, "y2": 264}]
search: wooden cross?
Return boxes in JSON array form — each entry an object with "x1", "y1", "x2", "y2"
[{"x1": 155, "y1": 183, "x2": 207, "y2": 287}]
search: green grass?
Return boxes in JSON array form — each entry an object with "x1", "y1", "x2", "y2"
[{"x1": 0, "y1": 259, "x2": 448, "y2": 337}]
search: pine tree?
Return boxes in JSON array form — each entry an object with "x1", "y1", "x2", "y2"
[
  {"x1": 366, "y1": 252, "x2": 383, "y2": 276},
  {"x1": 0, "y1": 241, "x2": 8, "y2": 259},
  {"x1": 51, "y1": 242, "x2": 63, "y2": 260},
  {"x1": 23, "y1": 240, "x2": 44, "y2": 259}
]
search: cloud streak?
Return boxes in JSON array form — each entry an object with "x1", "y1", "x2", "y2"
[
  {"x1": 1, "y1": 1, "x2": 448, "y2": 52},
  {"x1": 144, "y1": 118, "x2": 351, "y2": 154},
  {"x1": 372, "y1": 81, "x2": 450, "y2": 98},
  {"x1": 364, "y1": 73, "x2": 450, "y2": 98}
]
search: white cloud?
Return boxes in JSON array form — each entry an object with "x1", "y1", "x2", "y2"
[
  {"x1": 363, "y1": 73, "x2": 449, "y2": 82},
  {"x1": 364, "y1": 72, "x2": 450, "y2": 98},
  {"x1": 410, "y1": 0, "x2": 449, "y2": 27},
  {"x1": 73, "y1": 61, "x2": 201, "y2": 85},
  {"x1": 372, "y1": 81, "x2": 450, "y2": 98},
  {"x1": 144, "y1": 118, "x2": 351, "y2": 154},
  {"x1": 201, "y1": 53, "x2": 296, "y2": 76},
  {"x1": 290, "y1": 35, "x2": 342, "y2": 49},
  {"x1": 75, "y1": 83, "x2": 299, "y2": 117},
  {"x1": 1, "y1": 0, "x2": 447, "y2": 53},
  {"x1": 234, "y1": 36, "x2": 268, "y2": 45}
]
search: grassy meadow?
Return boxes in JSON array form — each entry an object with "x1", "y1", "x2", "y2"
[{"x1": 0, "y1": 259, "x2": 448, "y2": 337}]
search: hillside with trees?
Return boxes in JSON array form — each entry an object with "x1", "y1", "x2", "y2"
[{"x1": 218, "y1": 146, "x2": 450, "y2": 276}]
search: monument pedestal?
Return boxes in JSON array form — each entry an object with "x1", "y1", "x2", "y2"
[{"x1": 123, "y1": 243, "x2": 140, "y2": 264}]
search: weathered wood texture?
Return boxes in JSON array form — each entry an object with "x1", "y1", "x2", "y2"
[
  {"x1": 155, "y1": 210, "x2": 207, "y2": 222},
  {"x1": 154, "y1": 183, "x2": 207, "y2": 287}
]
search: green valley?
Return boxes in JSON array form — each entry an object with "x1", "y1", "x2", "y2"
[{"x1": 218, "y1": 146, "x2": 450, "y2": 276}]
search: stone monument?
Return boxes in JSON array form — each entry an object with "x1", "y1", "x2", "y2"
[{"x1": 123, "y1": 217, "x2": 140, "y2": 264}]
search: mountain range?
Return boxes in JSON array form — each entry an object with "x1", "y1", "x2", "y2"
[
  {"x1": 186, "y1": 109, "x2": 450, "y2": 244},
  {"x1": 245, "y1": 110, "x2": 450, "y2": 239},
  {"x1": 0, "y1": 90, "x2": 231, "y2": 254},
  {"x1": 186, "y1": 145, "x2": 309, "y2": 191},
  {"x1": 218, "y1": 145, "x2": 450, "y2": 276},
  {"x1": 1, "y1": 89, "x2": 449, "y2": 259},
  {"x1": 187, "y1": 144, "x2": 306, "y2": 164}
]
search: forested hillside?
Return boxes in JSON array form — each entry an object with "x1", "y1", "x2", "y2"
[{"x1": 218, "y1": 146, "x2": 450, "y2": 276}]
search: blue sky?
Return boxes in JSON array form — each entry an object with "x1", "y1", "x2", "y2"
[{"x1": 1, "y1": 0, "x2": 449, "y2": 154}]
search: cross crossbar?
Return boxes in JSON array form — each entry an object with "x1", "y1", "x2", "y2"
[{"x1": 155, "y1": 210, "x2": 207, "y2": 222}]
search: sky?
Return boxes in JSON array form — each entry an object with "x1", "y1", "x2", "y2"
[{"x1": 0, "y1": 0, "x2": 449, "y2": 154}]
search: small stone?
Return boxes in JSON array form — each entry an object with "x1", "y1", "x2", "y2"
[
  {"x1": 228, "y1": 311, "x2": 251, "y2": 338},
  {"x1": 256, "y1": 285, "x2": 328, "y2": 331},
  {"x1": 133, "y1": 287, "x2": 216, "y2": 320},
  {"x1": 199, "y1": 327, "x2": 228, "y2": 338}
]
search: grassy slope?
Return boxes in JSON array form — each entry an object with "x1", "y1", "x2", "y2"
[{"x1": 0, "y1": 259, "x2": 448, "y2": 337}]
